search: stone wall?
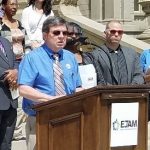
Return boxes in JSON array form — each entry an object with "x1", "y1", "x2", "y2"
[
  {"x1": 17, "y1": 0, "x2": 150, "y2": 52},
  {"x1": 16, "y1": 0, "x2": 28, "y2": 20},
  {"x1": 17, "y1": 0, "x2": 91, "y2": 19},
  {"x1": 78, "y1": 0, "x2": 90, "y2": 18}
]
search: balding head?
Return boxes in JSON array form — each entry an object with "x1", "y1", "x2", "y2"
[{"x1": 105, "y1": 20, "x2": 122, "y2": 30}]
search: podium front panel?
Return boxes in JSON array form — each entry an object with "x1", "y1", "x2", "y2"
[{"x1": 35, "y1": 86, "x2": 149, "y2": 150}]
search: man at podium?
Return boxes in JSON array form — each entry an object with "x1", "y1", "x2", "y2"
[{"x1": 17, "y1": 16, "x2": 83, "y2": 150}]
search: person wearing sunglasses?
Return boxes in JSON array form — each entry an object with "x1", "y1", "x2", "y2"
[
  {"x1": 64, "y1": 22, "x2": 97, "y2": 89},
  {"x1": 89, "y1": 20, "x2": 144, "y2": 85},
  {"x1": 17, "y1": 16, "x2": 83, "y2": 150},
  {"x1": 65, "y1": 22, "x2": 93, "y2": 65},
  {"x1": 67, "y1": 22, "x2": 82, "y2": 40}
]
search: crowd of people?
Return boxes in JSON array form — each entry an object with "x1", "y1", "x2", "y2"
[{"x1": 0, "y1": 0, "x2": 149, "y2": 150}]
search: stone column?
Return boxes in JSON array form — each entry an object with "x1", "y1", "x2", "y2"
[
  {"x1": 91, "y1": 0, "x2": 102, "y2": 21},
  {"x1": 139, "y1": 0, "x2": 150, "y2": 14},
  {"x1": 104, "y1": 0, "x2": 121, "y2": 19},
  {"x1": 103, "y1": 0, "x2": 134, "y2": 21},
  {"x1": 52, "y1": 0, "x2": 78, "y2": 16},
  {"x1": 121, "y1": 0, "x2": 134, "y2": 21},
  {"x1": 137, "y1": 0, "x2": 150, "y2": 43},
  {"x1": 16, "y1": 0, "x2": 28, "y2": 20}
]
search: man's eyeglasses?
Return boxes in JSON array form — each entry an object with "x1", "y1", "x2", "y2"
[
  {"x1": 52, "y1": 30, "x2": 68, "y2": 36},
  {"x1": 68, "y1": 32, "x2": 82, "y2": 36},
  {"x1": 108, "y1": 30, "x2": 124, "y2": 35}
]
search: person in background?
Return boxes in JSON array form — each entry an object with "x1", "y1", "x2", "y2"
[
  {"x1": 140, "y1": 49, "x2": 150, "y2": 82},
  {"x1": 89, "y1": 20, "x2": 144, "y2": 85},
  {"x1": 140, "y1": 49, "x2": 150, "y2": 121},
  {"x1": 0, "y1": 36, "x2": 18, "y2": 150},
  {"x1": 67, "y1": 22, "x2": 83, "y2": 41},
  {"x1": 65, "y1": 22, "x2": 93, "y2": 65},
  {"x1": 18, "y1": 16, "x2": 83, "y2": 150},
  {"x1": 1, "y1": 0, "x2": 31, "y2": 61},
  {"x1": 21, "y1": 0, "x2": 54, "y2": 49},
  {"x1": 65, "y1": 22, "x2": 97, "y2": 89},
  {"x1": 1, "y1": 0, "x2": 30, "y2": 141}
]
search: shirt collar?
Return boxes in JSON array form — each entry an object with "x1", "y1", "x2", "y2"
[
  {"x1": 107, "y1": 44, "x2": 121, "y2": 53},
  {"x1": 42, "y1": 44, "x2": 64, "y2": 60}
]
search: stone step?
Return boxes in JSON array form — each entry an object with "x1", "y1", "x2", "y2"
[
  {"x1": 18, "y1": 1, "x2": 28, "y2": 9},
  {"x1": 15, "y1": 0, "x2": 28, "y2": 20},
  {"x1": 15, "y1": 10, "x2": 23, "y2": 21}
]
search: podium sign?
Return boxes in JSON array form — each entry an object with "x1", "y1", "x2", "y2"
[{"x1": 110, "y1": 103, "x2": 139, "y2": 147}]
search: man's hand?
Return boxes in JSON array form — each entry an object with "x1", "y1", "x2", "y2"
[
  {"x1": 144, "y1": 74, "x2": 150, "y2": 84},
  {"x1": 76, "y1": 87, "x2": 84, "y2": 92},
  {"x1": 4, "y1": 69, "x2": 18, "y2": 89}
]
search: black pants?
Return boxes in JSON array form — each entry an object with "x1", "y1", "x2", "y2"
[{"x1": 0, "y1": 106, "x2": 17, "y2": 150}]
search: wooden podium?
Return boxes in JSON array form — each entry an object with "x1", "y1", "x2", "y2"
[{"x1": 34, "y1": 85, "x2": 150, "y2": 150}]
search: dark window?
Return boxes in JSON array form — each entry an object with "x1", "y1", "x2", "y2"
[{"x1": 134, "y1": 0, "x2": 139, "y2": 11}]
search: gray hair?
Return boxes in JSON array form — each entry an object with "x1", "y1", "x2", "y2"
[{"x1": 42, "y1": 16, "x2": 67, "y2": 33}]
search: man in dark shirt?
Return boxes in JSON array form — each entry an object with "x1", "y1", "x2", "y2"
[{"x1": 89, "y1": 20, "x2": 144, "y2": 85}]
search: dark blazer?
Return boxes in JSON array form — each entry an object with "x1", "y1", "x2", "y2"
[
  {"x1": 0, "y1": 37, "x2": 18, "y2": 110},
  {"x1": 90, "y1": 44, "x2": 144, "y2": 85}
]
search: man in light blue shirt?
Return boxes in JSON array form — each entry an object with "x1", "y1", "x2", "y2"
[
  {"x1": 18, "y1": 16, "x2": 82, "y2": 150},
  {"x1": 18, "y1": 44, "x2": 81, "y2": 116},
  {"x1": 140, "y1": 49, "x2": 150, "y2": 122},
  {"x1": 140, "y1": 49, "x2": 150, "y2": 73}
]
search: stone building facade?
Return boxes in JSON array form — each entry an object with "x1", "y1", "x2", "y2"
[
  {"x1": 79, "y1": 0, "x2": 150, "y2": 43},
  {"x1": 17, "y1": 0, "x2": 150, "y2": 49}
]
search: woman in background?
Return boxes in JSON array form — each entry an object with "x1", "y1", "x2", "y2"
[
  {"x1": 1, "y1": 0, "x2": 30, "y2": 61},
  {"x1": 21, "y1": 0, "x2": 54, "y2": 49},
  {"x1": 140, "y1": 49, "x2": 150, "y2": 121},
  {"x1": 65, "y1": 22, "x2": 97, "y2": 89},
  {"x1": 65, "y1": 22, "x2": 93, "y2": 65}
]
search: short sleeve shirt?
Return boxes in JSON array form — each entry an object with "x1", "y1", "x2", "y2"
[
  {"x1": 140, "y1": 49, "x2": 150, "y2": 73},
  {"x1": 18, "y1": 44, "x2": 82, "y2": 116}
]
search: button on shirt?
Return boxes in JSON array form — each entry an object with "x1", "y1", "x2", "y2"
[
  {"x1": 108, "y1": 46, "x2": 128, "y2": 84},
  {"x1": 18, "y1": 44, "x2": 82, "y2": 116}
]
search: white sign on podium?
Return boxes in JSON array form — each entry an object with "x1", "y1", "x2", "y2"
[{"x1": 110, "y1": 103, "x2": 139, "y2": 147}]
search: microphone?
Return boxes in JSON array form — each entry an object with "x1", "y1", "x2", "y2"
[
  {"x1": 66, "y1": 37, "x2": 88, "y2": 45},
  {"x1": 75, "y1": 37, "x2": 98, "y2": 46},
  {"x1": 77, "y1": 37, "x2": 88, "y2": 44},
  {"x1": 66, "y1": 36, "x2": 101, "y2": 49}
]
